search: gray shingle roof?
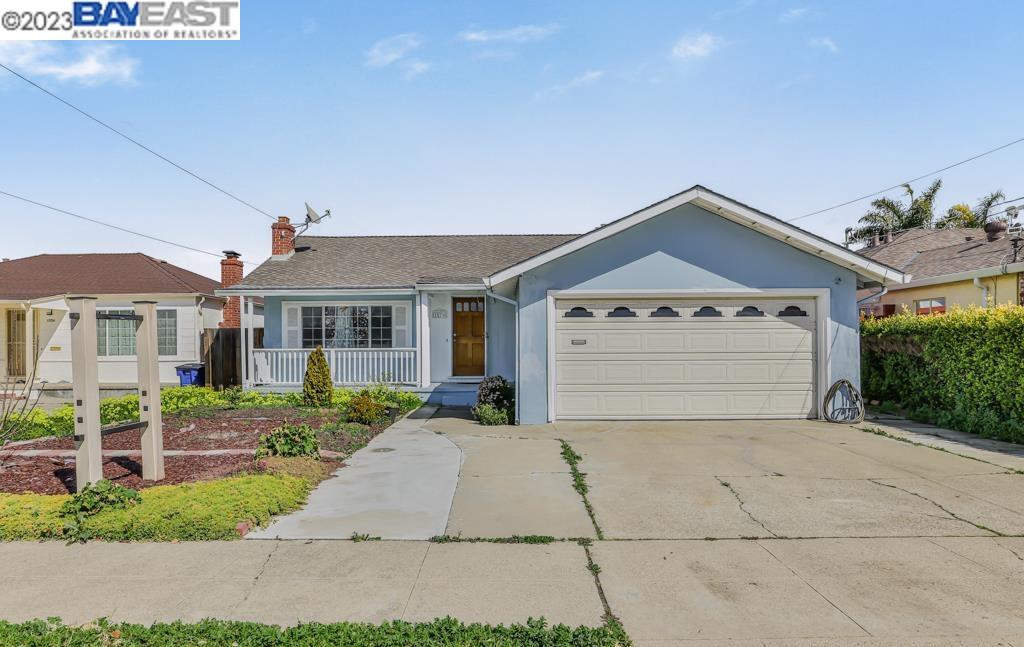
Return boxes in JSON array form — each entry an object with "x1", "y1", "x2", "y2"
[
  {"x1": 857, "y1": 228, "x2": 1022, "y2": 281},
  {"x1": 236, "y1": 234, "x2": 580, "y2": 289}
]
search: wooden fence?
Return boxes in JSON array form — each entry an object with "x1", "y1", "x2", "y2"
[{"x1": 201, "y1": 327, "x2": 263, "y2": 390}]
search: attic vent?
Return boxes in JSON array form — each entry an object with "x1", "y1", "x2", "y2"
[
  {"x1": 736, "y1": 306, "x2": 765, "y2": 317},
  {"x1": 607, "y1": 306, "x2": 637, "y2": 318},
  {"x1": 693, "y1": 306, "x2": 723, "y2": 317},
  {"x1": 650, "y1": 306, "x2": 680, "y2": 318},
  {"x1": 564, "y1": 307, "x2": 593, "y2": 318}
]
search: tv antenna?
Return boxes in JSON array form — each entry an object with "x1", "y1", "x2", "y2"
[{"x1": 296, "y1": 202, "x2": 331, "y2": 235}]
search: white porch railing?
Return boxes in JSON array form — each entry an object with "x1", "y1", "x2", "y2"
[{"x1": 252, "y1": 348, "x2": 418, "y2": 386}]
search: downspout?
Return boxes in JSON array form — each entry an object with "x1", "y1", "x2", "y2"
[
  {"x1": 973, "y1": 278, "x2": 989, "y2": 307},
  {"x1": 485, "y1": 288, "x2": 519, "y2": 424},
  {"x1": 856, "y1": 286, "x2": 888, "y2": 306},
  {"x1": 196, "y1": 296, "x2": 205, "y2": 365}
]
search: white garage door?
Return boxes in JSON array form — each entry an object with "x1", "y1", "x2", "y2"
[{"x1": 553, "y1": 298, "x2": 817, "y2": 419}]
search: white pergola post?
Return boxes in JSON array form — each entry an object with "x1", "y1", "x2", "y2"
[
  {"x1": 69, "y1": 297, "x2": 102, "y2": 489},
  {"x1": 134, "y1": 301, "x2": 164, "y2": 481}
]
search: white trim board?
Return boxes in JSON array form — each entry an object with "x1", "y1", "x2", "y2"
[
  {"x1": 488, "y1": 186, "x2": 905, "y2": 287},
  {"x1": 545, "y1": 288, "x2": 831, "y2": 422}
]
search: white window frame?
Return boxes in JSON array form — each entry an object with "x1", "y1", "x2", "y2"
[
  {"x1": 913, "y1": 297, "x2": 946, "y2": 315},
  {"x1": 96, "y1": 307, "x2": 179, "y2": 358},
  {"x1": 281, "y1": 301, "x2": 413, "y2": 350}
]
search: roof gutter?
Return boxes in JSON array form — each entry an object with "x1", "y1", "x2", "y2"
[
  {"x1": 887, "y1": 261, "x2": 1024, "y2": 291},
  {"x1": 215, "y1": 287, "x2": 418, "y2": 297}
]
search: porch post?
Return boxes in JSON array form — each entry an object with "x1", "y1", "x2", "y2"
[
  {"x1": 22, "y1": 304, "x2": 34, "y2": 380},
  {"x1": 134, "y1": 301, "x2": 164, "y2": 481},
  {"x1": 245, "y1": 296, "x2": 255, "y2": 388},
  {"x1": 69, "y1": 297, "x2": 102, "y2": 489},
  {"x1": 418, "y1": 291, "x2": 431, "y2": 387}
]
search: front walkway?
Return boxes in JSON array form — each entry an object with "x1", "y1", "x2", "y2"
[{"x1": 248, "y1": 405, "x2": 462, "y2": 540}]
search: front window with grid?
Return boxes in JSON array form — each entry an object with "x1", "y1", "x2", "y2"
[
  {"x1": 301, "y1": 305, "x2": 394, "y2": 349},
  {"x1": 97, "y1": 309, "x2": 178, "y2": 357}
]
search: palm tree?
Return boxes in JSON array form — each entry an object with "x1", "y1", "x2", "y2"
[
  {"x1": 851, "y1": 179, "x2": 943, "y2": 242},
  {"x1": 935, "y1": 190, "x2": 1005, "y2": 229}
]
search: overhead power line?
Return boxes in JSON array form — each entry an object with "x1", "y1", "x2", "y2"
[
  {"x1": 0, "y1": 62, "x2": 276, "y2": 221},
  {"x1": 789, "y1": 136, "x2": 1024, "y2": 223},
  {"x1": 0, "y1": 190, "x2": 223, "y2": 258}
]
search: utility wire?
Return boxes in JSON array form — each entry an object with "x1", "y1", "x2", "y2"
[
  {"x1": 0, "y1": 62, "x2": 276, "y2": 221},
  {"x1": 0, "y1": 190, "x2": 223, "y2": 258},
  {"x1": 789, "y1": 136, "x2": 1024, "y2": 223}
]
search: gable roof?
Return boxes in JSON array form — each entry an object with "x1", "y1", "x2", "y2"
[
  {"x1": 231, "y1": 234, "x2": 579, "y2": 290},
  {"x1": 0, "y1": 253, "x2": 221, "y2": 300},
  {"x1": 859, "y1": 228, "x2": 1023, "y2": 284},
  {"x1": 486, "y1": 185, "x2": 905, "y2": 286}
]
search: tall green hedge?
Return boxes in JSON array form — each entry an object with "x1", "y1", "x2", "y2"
[{"x1": 861, "y1": 305, "x2": 1024, "y2": 442}]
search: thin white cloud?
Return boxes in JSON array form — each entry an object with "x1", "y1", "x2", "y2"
[
  {"x1": 809, "y1": 36, "x2": 839, "y2": 54},
  {"x1": 365, "y1": 33, "x2": 421, "y2": 68},
  {"x1": 458, "y1": 24, "x2": 559, "y2": 44},
  {"x1": 671, "y1": 33, "x2": 723, "y2": 61},
  {"x1": 403, "y1": 60, "x2": 432, "y2": 80},
  {"x1": 0, "y1": 42, "x2": 138, "y2": 85},
  {"x1": 779, "y1": 7, "x2": 809, "y2": 23},
  {"x1": 534, "y1": 69, "x2": 603, "y2": 100}
]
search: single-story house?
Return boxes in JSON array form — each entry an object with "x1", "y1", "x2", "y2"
[
  {"x1": 0, "y1": 252, "x2": 262, "y2": 394},
  {"x1": 857, "y1": 224, "x2": 1024, "y2": 316},
  {"x1": 219, "y1": 186, "x2": 905, "y2": 424}
]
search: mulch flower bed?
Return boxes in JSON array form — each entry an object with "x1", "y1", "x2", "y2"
[
  {"x1": 12, "y1": 408, "x2": 345, "y2": 452},
  {"x1": 0, "y1": 453, "x2": 257, "y2": 495},
  {"x1": 0, "y1": 406, "x2": 388, "y2": 495}
]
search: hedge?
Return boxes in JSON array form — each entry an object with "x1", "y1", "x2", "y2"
[
  {"x1": 861, "y1": 305, "x2": 1024, "y2": 442},
  {"x1": 0, "y1": 617, "x2": 630, "y2": 646},
  {"x1": 0, "y1": 474, "x2": 311, "y2": 541},
  {"x1": 6, "y1": 385, "x2": 422, "y2": 442}
]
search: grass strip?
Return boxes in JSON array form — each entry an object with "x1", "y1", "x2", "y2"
[{"x1": 0, "y1": 617, "x2": 629, "y2": 646}]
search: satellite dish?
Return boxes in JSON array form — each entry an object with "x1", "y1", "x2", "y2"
[{"x1": 305, "y1": 202, "x2": 331, "y2": 224}]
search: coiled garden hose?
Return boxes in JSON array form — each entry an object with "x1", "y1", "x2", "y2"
[{"x1": 822, "y1": 379, "x2": 865, "y2": 424}]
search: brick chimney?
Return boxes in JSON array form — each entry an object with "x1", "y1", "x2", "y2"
[
  {"x1": 219, "y1": 251, "x2": 243, "y2": 328},
  {"x1": 271, "y1": 216, "x2": 296, "y2": 259}
]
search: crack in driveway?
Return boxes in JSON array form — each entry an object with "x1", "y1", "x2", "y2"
[
  {"x1": 868, "y1": 479, "x2": 1004, "y2": 536},
  {"x1": 715, "y1": 477, "x2": 778, "y2": 538}
]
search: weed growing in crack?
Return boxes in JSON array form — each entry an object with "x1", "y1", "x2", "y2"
[
  {"x1": 429, "y1": 535, "x2": 556, "y2": 544},
  {"x1": 349, "y1": 532, "x2": 381, "y2": 542},
  {"x1": 862, "y1": 426, "x2": 1024, "y2": 474},
  {"x1": 558, "y1": 439, "x2": 604, "y2": 540}
]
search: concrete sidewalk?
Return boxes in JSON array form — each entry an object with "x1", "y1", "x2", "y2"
[
  {"x1": 248, "y1": 405, "x2": 463, "y2": 540},
  {"x1": 0, "y1": 540, "x2": 604, "y2": 628}
]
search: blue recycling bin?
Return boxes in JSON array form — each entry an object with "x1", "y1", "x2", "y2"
[{"x1": 175, "y1": 363, "x2": 205, "y2": 387}]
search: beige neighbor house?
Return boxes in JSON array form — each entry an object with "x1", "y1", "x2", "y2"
[
  {"x1": 0, "y1": 252, "x2": 261, "y2": 395},
  {"x1": 857, "y1": 224, "x2": 1024, "y2": 316}
]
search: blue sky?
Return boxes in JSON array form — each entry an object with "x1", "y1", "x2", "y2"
[{"x1": 1, "y1": 0, "x2": 1022, "y2": 280}]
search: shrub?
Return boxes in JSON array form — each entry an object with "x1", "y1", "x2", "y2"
[
  {"x1": 59, "y1": 480, "x2": 141, "y2": 518},
  {"x1": 256, "y1": 423, "x2": 320, "y2": 459},
  {"x1": 303, "y1": 346, "x2": 334, "y2": 407},
  {"x1": 347, "y1": 393, "x2": 388, "y2": 425},
  {"x1": 357, "y1": 383, "x2": 422, "y2": 412},
  {"x1": 0, "y1": 475, "x2": 312, "y2": 542},
  {"x1": 861, "y1": 305, "x2": 1024, "y2": 443},
  {"x1": 473, "y1": 403, "x2": 509, "y2": 426}
]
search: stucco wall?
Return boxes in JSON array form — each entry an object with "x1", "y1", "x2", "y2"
[
  {"x1": 875, "y1": 274, "x2": 1020, "y2": 313},
  {"x1": 516, "y1": 202, "x2": 859, "y2": 424}
]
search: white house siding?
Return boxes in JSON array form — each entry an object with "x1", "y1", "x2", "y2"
[{"x1": 34, "y1": 296, "x2": 208, "y2": 386}]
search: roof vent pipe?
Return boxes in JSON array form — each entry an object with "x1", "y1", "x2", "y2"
[
  {"x1": 870, "y1": 234, "x2": 880, "y2": 247},
  {"x1": 985, "y1": 220, "x2": 1008, "y2": 242}
]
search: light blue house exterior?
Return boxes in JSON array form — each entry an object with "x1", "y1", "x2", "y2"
[{"x1": 220, "y1": 186, "x2": 903, "y2": 424}]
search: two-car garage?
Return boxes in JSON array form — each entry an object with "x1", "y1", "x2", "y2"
[{"x1": 552, "y1": 296, "x2": 820, "y2": 420}]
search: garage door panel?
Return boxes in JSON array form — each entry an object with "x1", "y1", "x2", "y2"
[{"x1": 554, "y1": 297, "x2": 817, "y2": 420}]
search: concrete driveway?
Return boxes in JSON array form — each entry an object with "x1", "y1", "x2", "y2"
[
  {"x1": 424, "y1": 411, "x2": 1024, "y2": 645},
  {"x1": 6, "y1": 411, "x2": 1024, "y2": 645}
]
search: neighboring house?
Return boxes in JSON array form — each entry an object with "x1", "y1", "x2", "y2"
[
  {"x1": 0, "y1": 252, "x2": 262, "y2": 393},
  {"x1": 857, "y1": 225, "x2": 1024, "y2": 316},
  {"x1": 219, "y1": 186, "x2": 904, "y2": 423}
]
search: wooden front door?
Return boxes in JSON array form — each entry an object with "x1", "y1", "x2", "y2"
[{"x1": 452, "y1": 297, "x2": 485, "y2": 376}]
